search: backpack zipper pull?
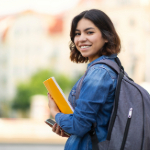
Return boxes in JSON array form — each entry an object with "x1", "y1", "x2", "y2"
[{"x1": 128, "y1": 108, "x2": 133, "y2": 118}]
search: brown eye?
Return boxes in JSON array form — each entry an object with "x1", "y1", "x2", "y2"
[
  {"x1": 75, "y1": 33, "x2": 80, "y2": 36},
  {"x1": 87, "y1": 31, "x2": 94, "y2": 34}
]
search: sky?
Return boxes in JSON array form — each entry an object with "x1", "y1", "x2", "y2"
[
  {"x1": 0, "y1": 0, "x2": 150, "y2": 16},
  {"x1": 0, "y1": 0, "x2": 80, "y2": 16}
]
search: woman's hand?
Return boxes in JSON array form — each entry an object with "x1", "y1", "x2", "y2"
[
  {"x1": 47, "y1": 93, "x2": 60, "y2": 118},
  {"x1": 45, "y1": 121, "x2": 70, "y2": 138},
  {"x1": 47, "y1": 93, "x2": 70, "y2": 137},
  {"x1": 52, "y1": 123, "x2": 70, "y2": 138}
]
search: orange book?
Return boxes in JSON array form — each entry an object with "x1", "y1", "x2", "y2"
[{"x1": 43, "y1": 77, "x2": 74, "y2": 114}]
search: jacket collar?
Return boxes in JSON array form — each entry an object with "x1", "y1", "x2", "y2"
[{"x1": 87, "y1": 54, "x2": 117, "y2": 69}]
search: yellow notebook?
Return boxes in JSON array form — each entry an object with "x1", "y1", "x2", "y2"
[{"x1": 43, "y1": 77, "x2": 74, "y2": 114}]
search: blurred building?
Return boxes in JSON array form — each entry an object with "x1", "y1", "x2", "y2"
[
  {"x1": 0, "y1": 11, "x2": 53, "y2": 100},
  {"x1": 30, "y1": 95, "x2": 50, "y2": 120},
  {"x1": 0, "y1": 0, "x2": 150, "y2": 102},
  {"x1": 0, "y1": 10, "x2": 86, "y2": 102},
  {"x1": 0, "y1": 11, "x2": 63, "y2": 101}
]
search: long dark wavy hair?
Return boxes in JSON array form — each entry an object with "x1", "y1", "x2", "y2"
[{"x1": 69, "y1": 9, "x2": 121, "y2": 63}]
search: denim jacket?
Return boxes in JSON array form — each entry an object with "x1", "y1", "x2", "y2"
[{"x1": 55, "y1": 54, "x2": 118, "y2": 150}]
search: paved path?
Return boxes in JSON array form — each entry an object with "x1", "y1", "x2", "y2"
[{"x1": 0, "y1": 144, "x2": 65, "y2": 150}]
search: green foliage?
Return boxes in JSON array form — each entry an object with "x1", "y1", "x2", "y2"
[
  {"x1": 11, "y1": 69, "x2": 78, "y2": 111},
  {"x1": 29, "y1": 69, "x2": 55, "y2": 96},
  {"x1": 0, "y1": 101, "x2": 12, "y2": 118},
  {"x1": 12, "y1": 84, "x2": 31, "y2": 110}
]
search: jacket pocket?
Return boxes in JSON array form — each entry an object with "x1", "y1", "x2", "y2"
[{"x1": 120, "y1": 108, "x2": 133, "y2": 150}]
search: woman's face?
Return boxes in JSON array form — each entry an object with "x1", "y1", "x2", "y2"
[{"x1": 74, "y1": 18, "x2": 107, "y2": 62}]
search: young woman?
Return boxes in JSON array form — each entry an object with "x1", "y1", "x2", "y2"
[{"x1": 47, "y1": 9, "x2": 121, "y2": 150}]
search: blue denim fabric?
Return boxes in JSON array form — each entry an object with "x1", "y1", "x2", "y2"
[{"x1": 55, "y1": 54, "x2": 118, "y2": 150}]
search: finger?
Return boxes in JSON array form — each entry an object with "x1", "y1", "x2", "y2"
[
  {"x1": 61, "y1": 130, "x2": 70, "y2": 137},
  {"x1": 52, "y1": 123, "x2": 57, "y2": 132},
  {"x1": 48, "y1": 93, "x2": 53, "y2": 99},
  {"x1": 61, "y1": 130, "x2": 65, "y2": 137},
  {"x1": 55, "y1": 125, "x2": 61, "y2": 134},
  {"x1": 47, "y1": 94, "x2": 53, "y2": 108},
  {"x1": 47, "y1": 93, "x2": 50, "y2": 97},
  {"x1": 47, "y1": 93, "x2": 51, "y2": 100}
]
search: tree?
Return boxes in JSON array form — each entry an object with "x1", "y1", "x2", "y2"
[{"x1": 11, "y1": 69, "x2": 78, "y2": 115}]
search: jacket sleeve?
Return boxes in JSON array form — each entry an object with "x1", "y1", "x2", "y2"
[{"x1": 55, "y1": 67, "x2": 114, "y2": 137}]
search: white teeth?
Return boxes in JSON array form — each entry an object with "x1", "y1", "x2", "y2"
[{"x1": 81, "y1": 46, "x2": 91, "y2": 48}]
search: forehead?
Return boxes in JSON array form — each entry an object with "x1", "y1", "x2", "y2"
[{"x1": 76, "y1": 18, "x2": 97, "y2": 30}]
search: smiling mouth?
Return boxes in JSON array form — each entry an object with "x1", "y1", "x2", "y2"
[{"x1": 80, "y1": 45, "x2": 91, "y2": 49}]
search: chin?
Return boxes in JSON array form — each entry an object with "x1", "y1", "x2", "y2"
[{"x1": 80, "y1": 53, "x2": 89, "y2": 58}]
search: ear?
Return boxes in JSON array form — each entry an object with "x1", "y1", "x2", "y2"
[{"x1": 105, "y1": 40, "x2": 108, "y2": 43}]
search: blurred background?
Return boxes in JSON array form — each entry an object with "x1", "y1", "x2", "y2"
[{"x1": 0, "y1": 0, "x2": 150, "y2": 149}]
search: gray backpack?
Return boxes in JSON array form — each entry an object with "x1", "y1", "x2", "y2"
[{"x1": 75, "y1": 57, "x2": 150, "y2": 150}]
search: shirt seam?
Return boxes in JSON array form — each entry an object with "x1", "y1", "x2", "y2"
[{"x1": 88, "y1": 65, "x2": 117, "y2": 79}]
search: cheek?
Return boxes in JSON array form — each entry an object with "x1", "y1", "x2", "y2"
[
  {"x1": 74, "y1": 37, "x2": 78, "y2": 46},
  {"x1": 95, "y1": 37, "x2": 105, "y2": 48},
  {"x1": 74, "y1": 38, "x2": 80, "y2": 51}
]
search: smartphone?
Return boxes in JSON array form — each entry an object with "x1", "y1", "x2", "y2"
[
  {"x1": 45, "y1": 119, "x2": 71, "y2": 136},
  {"x1": 45, "y1": 118, "x2": 56, "y2": 126}
]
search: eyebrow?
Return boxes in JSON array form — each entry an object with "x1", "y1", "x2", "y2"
[{"x1": 75, "y1": 27, "x2": 95, "y2": 32}]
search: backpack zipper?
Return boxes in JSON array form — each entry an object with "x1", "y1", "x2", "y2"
[{"x1": 120, "y1": 108, "x2": 133, "y2": 150}]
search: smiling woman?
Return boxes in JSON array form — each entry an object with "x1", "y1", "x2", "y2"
[
  {"x1": 69, "y1": 9, "x2": 121, "y2": 63},
  {"x1": 47, "y1": 9, "x2": 121, "y2": 150},
  {"x1": 74, "y1": 18, "x2": 107, "y2": 62}
]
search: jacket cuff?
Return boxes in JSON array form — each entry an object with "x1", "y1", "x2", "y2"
[{"x1": 55, "y1": 112, "x2": 64, "y2": 126}]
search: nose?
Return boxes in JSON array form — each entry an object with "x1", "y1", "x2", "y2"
[{"x1": 78, "y1": 33, "x2": 87, "y2": 42}]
